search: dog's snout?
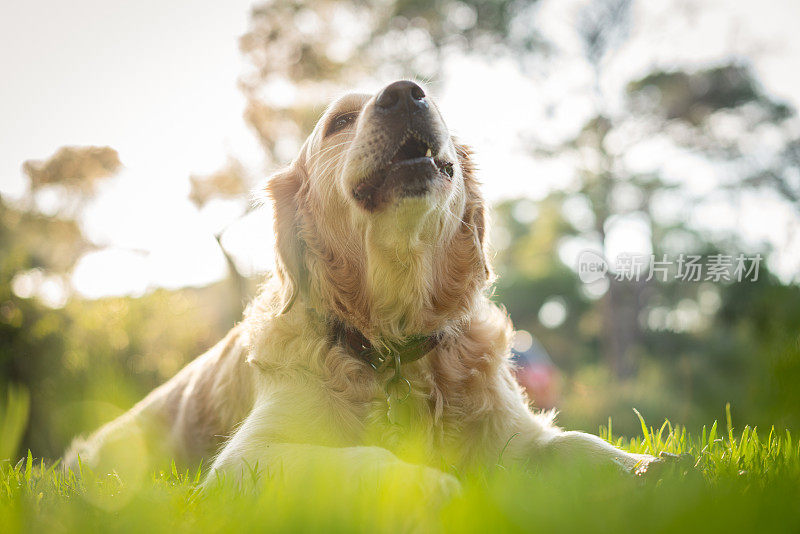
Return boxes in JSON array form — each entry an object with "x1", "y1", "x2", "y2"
[{"x1": 376, "y1": 81, "x2": 427, "y2": 114}]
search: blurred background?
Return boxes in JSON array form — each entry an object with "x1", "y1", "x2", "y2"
[{"x1": 1, "y1": 0, "x2": 800, "y2": 460}]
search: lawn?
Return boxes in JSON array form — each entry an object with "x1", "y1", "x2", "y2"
[{"x1": 1, "y1": 406, "x2": 799, "y2": 533}]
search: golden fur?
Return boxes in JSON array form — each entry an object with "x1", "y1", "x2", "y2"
[{"x1": 65, "y1": 83, "x2": 659, "y2": 490}]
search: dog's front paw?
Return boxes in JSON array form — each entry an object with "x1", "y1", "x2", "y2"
[
  {"x1": 631, "y1": 451, "x2": 695, "y2": 478},
  {"x1": 630, "y1": 453, "x2": 662, "y2": 477}
]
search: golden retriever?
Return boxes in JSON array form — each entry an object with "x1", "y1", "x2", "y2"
[{"x1": 65, "y1": 81, "x2": 660, "y2": 490}]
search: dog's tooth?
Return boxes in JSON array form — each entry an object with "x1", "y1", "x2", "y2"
[{"x1": 425, "y1": 148, "x2": 432, "y2": 157}]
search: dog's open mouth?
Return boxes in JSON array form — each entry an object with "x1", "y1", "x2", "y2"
[
  {"x1": 353, "y1": 133, "x2": 454, "y2": 210},
  {"x1": 389, "y1": 136, "x2": 453, "y2": 177},
  {"x1": 391, "y1": 136, "x2": 433, "y2": 166}
]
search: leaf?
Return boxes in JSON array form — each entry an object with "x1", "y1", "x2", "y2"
[
  {"x1": 0, "y1": 385, "x2": 30, "y2": 462},
  {"x1": 632, "y1": 408, "x2": 652, "y2": 454},
  {"x1": 25, "y1": 450, "x2": 33, "y2": 486}
]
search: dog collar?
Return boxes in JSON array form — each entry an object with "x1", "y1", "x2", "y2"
[
  {"x1": 337, "y1": 325, "x2": 441, "y2": 371},
  {"x1": 334, "y1": 322, "x2": 441, "y2": 427}
]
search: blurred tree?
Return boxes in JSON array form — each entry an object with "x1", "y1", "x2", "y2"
[
  {"x1": 3, "y1": 145, "x2": 123, "y2": 313},
  {"x1": 628, "y1": 65, "x2": 799, "y2": 211},
  {"x1": 493, "y1": 188, "x2": 800, "y2": 433},
  {"x1": 22, "y1": 145, "x2": 121, "y2": 195},
  {"x1": 1, "y1": 146, "x2": 118, "y2": 455},
  {"x1": 21, "y1": 146, "x2": 121, "y2": 219},
  {"x1": 10, "y1": 145, "x2": 124, "y2": 302},
  {"x1": 1, "y1": 191, "x2": 236, "y2": 457},
  {"x1": 522, "y1": 0, "x2": 798, "y2": 379},
  {"x1": 1, "y1": 195, "x2": 75, "y2": 456},
  {"x1": 188, "y1": 159, "x2": 250, "y2": 209},
  {"x1": 0, "y1": 144, "x2": 240, "y2": 457}
]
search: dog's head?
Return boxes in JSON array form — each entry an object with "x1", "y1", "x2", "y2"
[{"x1": 263, "y1": 81, "x2": 490, "y2": 339}]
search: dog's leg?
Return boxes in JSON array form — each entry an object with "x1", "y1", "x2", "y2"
[
  {"x1": 478, "y1": 375, "x2": 660, "y2": 475},
  {"x1": 63, "y1": 327, "x2": 254, "y2": 474},
  {"x1": 206, "y1": 441, "x2": 459, "y2": 502},
  {"x1": 492, "y1": 409, "x2": 661, "y2": 475},
  {"x1": 205, "y1": 387, "x2": 460, "y2": 499},
  {"x1": 537, "y1": 430, "x2": 659, "y2": 475},
  {"x1": 492, "y1": 416, "x2": 661, "y2": 476}
]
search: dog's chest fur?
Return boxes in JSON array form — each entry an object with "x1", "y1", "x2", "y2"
[{"x1": 244, "y1": 298, "x2": 518, "y2": 469}]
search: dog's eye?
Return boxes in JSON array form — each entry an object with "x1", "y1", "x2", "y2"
[{"x1": 327, "y1": 112, "x2": 358, "y2": 136}]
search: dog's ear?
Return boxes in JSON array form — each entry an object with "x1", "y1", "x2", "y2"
[
  {"x1": 266, "y1": 166, "x2": 308, "y2": 315},
  {"x1": 455, "y1": 143, "x2": 492, "y2": 280}
]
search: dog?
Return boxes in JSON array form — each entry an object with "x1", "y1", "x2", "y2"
[{"x1": 65, "y1": 80, "x2": 660, "y2": 490}]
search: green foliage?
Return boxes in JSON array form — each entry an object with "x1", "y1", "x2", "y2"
[
  {"x1": 492, "y1": 192, "x2": 800, "y2": 436},
  {"x1": 0, "y1": 386, "x2": 29, "y2": 461},
  {"x1": 1, "y1": 412, "x2": 799, "y2": 533},
  {"x1": 2, "y1": 286, "x2": 235, "y2": 459}
]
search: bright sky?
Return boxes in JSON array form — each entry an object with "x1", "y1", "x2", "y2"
[{"x1": 1, "y1": 0, "x2": 799, "y2": 301}]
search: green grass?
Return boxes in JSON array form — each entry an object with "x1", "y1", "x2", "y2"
[{"x1": 1, "y1": 405, "x2": 799, "y2": 533}]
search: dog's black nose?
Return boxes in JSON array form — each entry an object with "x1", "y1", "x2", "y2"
[{"x1": 376, "y1": 81, "x2": 427, "y2": 113}]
